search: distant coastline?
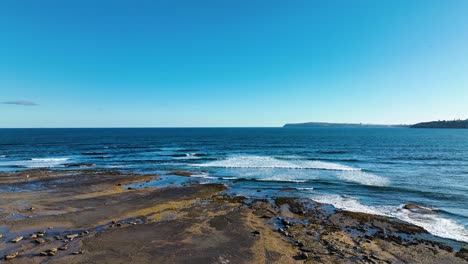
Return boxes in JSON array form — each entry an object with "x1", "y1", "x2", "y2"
[{"x1": 284, "y1": 120, "x2": 468, "y2": 129}]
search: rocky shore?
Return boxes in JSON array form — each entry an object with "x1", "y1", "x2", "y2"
[{"x1": 0, "y1": 169, "x2": 467, "y2": 263}]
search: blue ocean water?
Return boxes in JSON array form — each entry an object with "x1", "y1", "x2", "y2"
[{"x1": 0, "y1": 128, "x2": 467, "y2": 242}]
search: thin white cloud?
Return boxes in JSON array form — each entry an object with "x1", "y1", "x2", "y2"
[{"x1": 2, "y1": 100, "x2": 38, "y2": 106}]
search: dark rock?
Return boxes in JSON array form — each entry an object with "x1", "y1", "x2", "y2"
[
  {"x1": 403, "y1": 204, "x2": 435, "y2": 214},
  {"x1": 169, "y1": 171, "x2": 193, "y2": 177},
  {"x1": 456, "y1": 248, "x2": 468, "y2": 261},
  {"x1": 281, "y1": 219, "x2": 292, "y2": 226},
  {"x1": 295, "y1": 252, "x2": 308, "y2": 260},
  {"x1": 251, "y1": 230, "x2": 260, "y2": 236},
  {"x1": 59, "y1": 245, "x2": 69, "y2": 251},
  {"x1": 300, "y1": 247, "x2": 313, "y2": 252}
]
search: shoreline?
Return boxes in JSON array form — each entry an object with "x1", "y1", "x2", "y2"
[{"x1": 0, "y1": 169, "x2": 467, "y2": 263}]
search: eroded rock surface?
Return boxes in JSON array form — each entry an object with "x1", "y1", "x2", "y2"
[{"x1": 0, "y1": 169, "x2": 466, "y2": 263}]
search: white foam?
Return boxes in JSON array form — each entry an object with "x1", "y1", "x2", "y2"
[
  {"x1": 297, "y1": 187, "x2": 315, "y2": 191},
  {"x1": 309, "y1": 194, "x2": 468, "y2": 243},
  {"x1": 30, "y1": 158, "x2": 70, "y2": 162},
  {"x1": 27, "y1": 158, "x2": 71, "y2": 168},
  {"x1": 195, "y1": 156, "x2": 360, "y2": 171},
  {"x1": 336, "y1": 171, "x2": 389, "y2": 186},
  {"x1": 0, "y1": 157, "x2": 71, "y2": 168},
  {"x1": 173, "y1": 153, "x2": 202, "y2": 160},
  {"x1": 257, "y1": 177, "x2": 308, "y2": 183}
]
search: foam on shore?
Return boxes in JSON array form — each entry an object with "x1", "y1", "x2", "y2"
[{"x1": 309, "y1": 194, "x2": 468, "y2": 243}]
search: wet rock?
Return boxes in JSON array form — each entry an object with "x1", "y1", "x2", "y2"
[
  {"x1": 251, "y1": 230, "x2": 260, "y2": 236},
  {"x1": 456, "y1": 248, "x2": 468, "y2": 261},
  {"x1": 170, "y1": 171, "x2": 193, "y2": 177},
  {"x1": 11, "y1": 236, "x2": 23, "y2": 243},
  {"x1": 403, "y1": 204, "x2": 435, "y2": 214},
  {"x1": 59, "y1": 245, "x2": 69, "y2": 251},
  {"x1": 66, "y1": 234, "x2": 79, "y2": 240},
  {"x1": 40, "y1": 251, "x2": 48, "y2": 256},
  {"x1": 38, "y1": 230, "x2": 46, "y2": 234},
  {"x1": 55, "y1": 235, "x2": 62, "y2": 240},
  {"x1": 35, "y1": 238, "x2": 46, "y2": 244},
  {"x1": 4, "y1": 252, "x2": 19, "y2": 260},
  {"x1": 0, "y1": 234, "x2": 2, "y2": 239},
  {"x1": 281, "y1": 219, "x2": 292, "y2": 227},
  {"x1": 30, "y1": 234, "x2": 38, "y2": 239},
  {"x1": 72, "y1": 250, "x2": 85, "y2": 255}
]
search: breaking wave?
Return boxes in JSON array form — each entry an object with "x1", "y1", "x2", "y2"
[
  {"x1": 336, "y1": 171, "x2": 390, "y2": 186},
  {"x1": 195, "y1": 155, "x2": 360, "y2": 171},
  {"x1": 0, "y1": 157, "x2": 71, "y2": 168},
  {"x1": 309, "y1": 194, "x2": 468, "y2": 243}
]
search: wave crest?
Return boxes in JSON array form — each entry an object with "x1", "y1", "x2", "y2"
[{"x1": 195, "y1": 156, "x2": 360, "y2": 171}]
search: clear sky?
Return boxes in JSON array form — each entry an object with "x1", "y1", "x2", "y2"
[{"x1": 1, "y1": 0, "x2": 467, "y2": 127}]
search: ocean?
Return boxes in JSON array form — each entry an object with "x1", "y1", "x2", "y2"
[{"x1": 0, "y1": 127, "x2": 467, "y2": 243}]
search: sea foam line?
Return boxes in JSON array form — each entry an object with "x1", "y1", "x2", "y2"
[
  {"x1": 194, "y1": 155, "x2": 360, "y2": 171},
  {"x1": 0, "y1": 157, "x2": 71, "y2": 168}
]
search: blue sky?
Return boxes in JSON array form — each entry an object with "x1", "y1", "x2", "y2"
[{"x1": 1, "y1": 0, "x2": 467, "y2": 127}]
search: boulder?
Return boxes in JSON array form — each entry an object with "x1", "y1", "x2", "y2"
[
  {"x1": 4, "y1": 252, "x2": 19, "y2": 260},
  {"x1": 11, "y1": 236, "x2": 23, "y2": 243},
  {"x1": 66, "y1": 234, "x2": 79, "y2": 240}
]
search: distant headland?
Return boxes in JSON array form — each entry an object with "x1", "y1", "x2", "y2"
[
  {"x1": 410, "y1": 119, "x2": 468, "y2": 129},
  {"x1": 284, "y1": 119, "x2": 468, "y2": 129}
]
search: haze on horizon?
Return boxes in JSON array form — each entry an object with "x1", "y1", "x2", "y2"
[{"x1": 1, "y1": 0, "x2": 468, "y2": 128}]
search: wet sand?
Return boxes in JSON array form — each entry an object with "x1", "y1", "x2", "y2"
[{"x1": 0, "y1": 169, "x2": 467, "y2": 263}]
